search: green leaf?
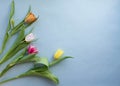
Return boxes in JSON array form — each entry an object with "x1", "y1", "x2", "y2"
[
  {"x1": 26, "y1": 5, "x2": 31, "y2": 16},
  {"x1": 9, "y1": 0, "x2": 15, "y2": 20},
  {"x1": 8, "y1": 0, "x2": 15, "y2": 31},
  {"x1": 0, "y1": 33, "x2": 10, "y2": 54},
  {"x1": 16, "y1": 56, "x2": 50, "y2": 72},
  {"x1": 49, "y1": 56, "x2": 73, "y2": 67},
  {"x1": 29, "y1": 70, "x2": 59, "y2": 84},
  {"x1": 0, "y1": 0, "x2": 15, "y2": 54},
  {"x1": 38, "y1": 70, "x2": 59, "y2": 84},
  {"x1": 32, "y1": 57, "x2": 49, "y2": 72}
]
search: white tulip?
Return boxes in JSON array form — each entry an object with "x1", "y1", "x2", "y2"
[{"x1": 25, "y1": 33, "x2": 35, "y2": 42}]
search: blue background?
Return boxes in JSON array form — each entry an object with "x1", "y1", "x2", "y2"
[{"x1": 0, "y1": 0, "x2": 120, "y2": 86}]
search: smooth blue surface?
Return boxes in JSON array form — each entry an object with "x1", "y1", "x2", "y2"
[{"x1": 0, "y1": 0, "x2": 120, "y2": 86}]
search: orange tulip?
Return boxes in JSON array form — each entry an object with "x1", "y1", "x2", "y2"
[{"x1": 25, "y1": 12, "x2": 37, "y2": 24}]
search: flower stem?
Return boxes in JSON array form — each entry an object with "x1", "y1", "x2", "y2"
[
  {"x1": 0, "y1": 76, "x2": 18, "y2": 84},
  {"x1": 0, "y1": 73, "x2": 26, "y2": 84},
  {"x1": 49, "y1": 56, "x2": 73, "y2": 67},
  {"x1": 0, "y1": 63, "x2": 15, "y2": 77},
  {"x1": 0, "y1": 34, "x2": 11, "y2": 54}
]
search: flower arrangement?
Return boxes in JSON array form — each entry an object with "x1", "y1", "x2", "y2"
[{"x1": 0, "y1": 1, "x2": 72, "y2": 85}]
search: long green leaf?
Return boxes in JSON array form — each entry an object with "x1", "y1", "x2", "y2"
[
  {"x1": 0, "y1": 0, "x2": 15, "y2": 54},
  {"x1": 30, "y1": 70, "x2": 59, "y2": 84},
  {"x1": 0, "y1": 33, "x2": 10, "y2": 54},
  {"x1": 26, "y1": 5, "x2": 31, "y2": 16},
  {"x1": 9, "y1": 0, "x2": 15, "y2": 20}
]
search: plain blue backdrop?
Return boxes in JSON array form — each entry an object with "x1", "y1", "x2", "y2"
[{"x1": 0, "y1": 0, "x2": 120, "y2": 86}]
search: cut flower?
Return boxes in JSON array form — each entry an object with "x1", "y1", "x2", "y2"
[
  {"x1": 25, "y1": 12, "x2": 37, "y2": 24},
  {"x1": 28, "y1": 45, "x2": 38, "y2": 54},
  {"x1": 25, "y1": 33, "x2": 35, "y2": 42},
  {"x1": 54, "y1": 49, "x2": 64, "y2": 60},
  {"x1": 0, "y1": 1, "x2": 73, "y2": 85}
]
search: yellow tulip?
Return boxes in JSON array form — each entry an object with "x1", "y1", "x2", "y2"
[
  {"x1": 54, "y1": 49, "x2": 64, "y2": 60},
  {"x1": 25, "y1": 12, "x2": 37, "y2": 24}
]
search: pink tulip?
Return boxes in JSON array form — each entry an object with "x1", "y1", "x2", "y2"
[{"x1": 28, "y1": 45, "x2": 38, "y2": 54}]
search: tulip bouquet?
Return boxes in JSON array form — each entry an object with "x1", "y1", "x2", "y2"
[{"x1": 0, "y1": 1, "x2": 72, "y2": 85}]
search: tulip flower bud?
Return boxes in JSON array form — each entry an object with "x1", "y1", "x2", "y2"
[
  {"x1": 54, "y1": 49, "x2": 64, "y2": 60},
  {"x1": 25, "y1": 33, "x2": 35, "y2": 42},
  {"x1": 25, "y1": 12, "x2": 37, "y2": 24},
  {"x1": 28, "y1": 45, "x2": 38, "y2": 54}
]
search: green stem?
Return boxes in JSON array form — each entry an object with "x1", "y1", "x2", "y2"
[
  {"x1": 0, "y1": 53, "x2": 9, "y2": 64},
  {"x1": 10, "y1": 20, "x2": 24, "y2": 36},
  {"x1": 0, "y1": 63, "x2": 15, "y2": 77},
  {"x1": 0, "y1": 34, "x2": 11, "y2": 54},
  {"x1": 49, "y1": 56, "x2": 73, "y2": 67},
  {"x1": 0, "y1": 73, "x2": 26, "y2": 84},
  {"x1": 0, "y1": 46, "x2": 17, "y2": 64}
]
